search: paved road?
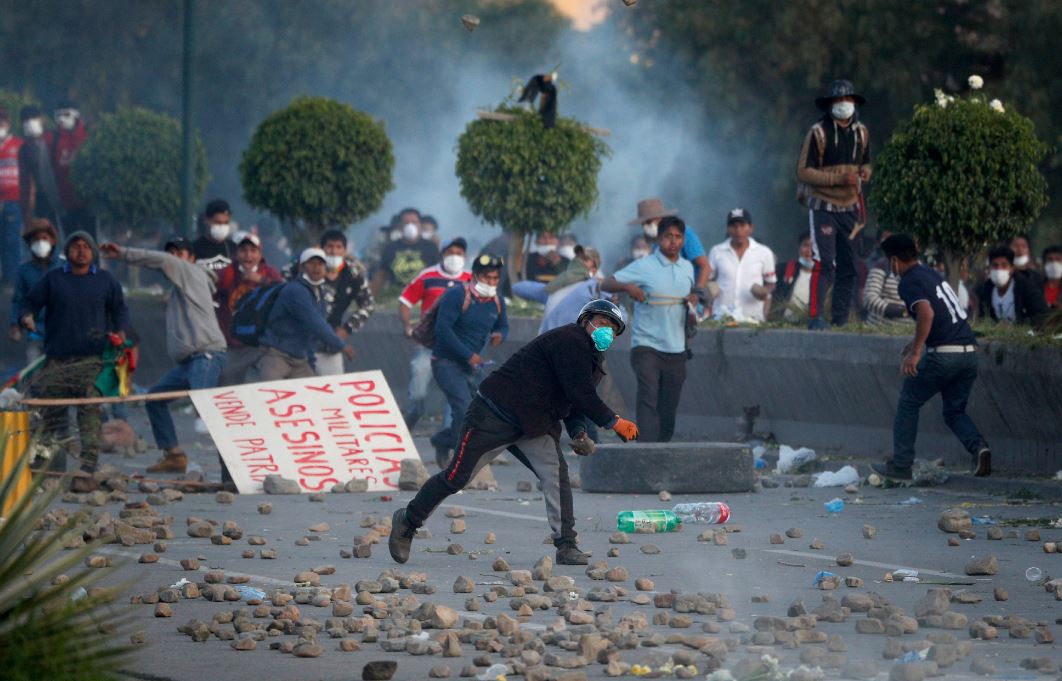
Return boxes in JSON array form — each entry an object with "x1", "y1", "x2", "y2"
[{"x1": 62, "y1": 407, "x2": 1062, "y2": 680}]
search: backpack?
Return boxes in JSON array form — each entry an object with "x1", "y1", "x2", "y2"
[
  {"x1": 796, "y1": 121, "x2": 868, "y2": 206},
  {"x1": 410, "y1": 284, "x2": 501, "y2": 349},
  {"x1": 231, "y1": 282, "x2": 286, "y2": 346}
]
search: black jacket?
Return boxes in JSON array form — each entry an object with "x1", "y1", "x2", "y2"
[
  {"x1": 478, "y1": 323, "x2": 616, "y2": 439},
  {"x1": 977, "y1": 275, "x2": 1049, "y2": 326}
]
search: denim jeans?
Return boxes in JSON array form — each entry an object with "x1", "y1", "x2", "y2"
[
  {"x1": 892, "y1": 351, "x2": 987, "y2": 470},
  {"x1": 1, "y1": 201, "x2": 24, "y2": 284},
  {"x1": 403, "y1": 346, "x2": 433, "y2": 428},
  {"x1": 430, "y1": 357, "x2": 480, "y2": 452},
  {"x1": 512, "y1": 280, "x2": 549, "y2": 304},
  {"x1": 146, "y1": 352, "x2": 226, "y2": 450}
]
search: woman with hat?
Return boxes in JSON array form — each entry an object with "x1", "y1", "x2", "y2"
[
  {"x1": 628, "y1": 197, "x2": 711, "y2": 291},
  {"x1": 796, "y1": 79, "x2": 872, "y2": 330}
]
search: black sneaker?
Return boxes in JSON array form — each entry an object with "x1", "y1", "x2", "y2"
[
  {"x1": 388, "y1": 508, "x2": 416, "y2": 564},
  {"x1": 555, "y1": 544, "x2": 590, "y2": 565},
  {"x1": 972, "y1": 448, "x2": 991, "y2": 477},
  {"x1": 870, "y1": 462, "x2": 913, "y2": 481},
  {"x1": 434, "y1": 445, "x2": 451, "y2": 470}
]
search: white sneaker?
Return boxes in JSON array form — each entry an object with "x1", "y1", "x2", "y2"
[{"x1": 194, "y1": 418, "x2": 209, "y2": 434}]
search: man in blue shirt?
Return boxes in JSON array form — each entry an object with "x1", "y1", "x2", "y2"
[
  {"x1": 628, "y1": 197, "x2": 711, "y2": 291},
  {"x1": 429, "y1": 253, "x2": 508, "y2": 468},
  {"x1": 871, "y1": 235, "x2": 991, "y2": 481},
  {"x1": 9, "y1": 218, "x2": 61, "y2": 361},
  {"x1": 20, "y1": 230, "x2": 128, "y2": 490},
  {"x1": 603, "y1": 216, "x2": 696, "y2": 442}
]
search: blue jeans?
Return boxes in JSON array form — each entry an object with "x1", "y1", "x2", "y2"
[
  {"x1": 1, "y1": 201, "x2": 24, "y2": 284},
  {"x1": 892, "y1": 351, "x2": 987, "y2": 470},
  {"x1": 146, "y1": 352, "x2": 226, "y2": 450},
  {"x1": 512, "y1": 280, "x2": 549, "y2": 304},
  {"x1": 430, "y1": 357, "x2": 480, "y2": 452}
]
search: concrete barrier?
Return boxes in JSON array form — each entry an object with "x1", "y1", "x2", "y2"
[
  {"x1": 579, "y1": 442, "x2": 754, "y2": 493},
  {"x1": 3, "y1": 300, "x2": 1059, "y2": 474}
]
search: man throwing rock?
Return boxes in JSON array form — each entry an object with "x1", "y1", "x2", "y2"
[{"x1": 390, "y1": 299, "x2": 639, "y2": 565}]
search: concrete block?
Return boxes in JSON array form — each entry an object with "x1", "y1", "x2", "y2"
[{"x1": 580, "y1": 442, "x2": 753, "y2": 494}]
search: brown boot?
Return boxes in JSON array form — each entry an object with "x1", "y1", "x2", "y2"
[{"x1": 147, "y1": 449, "x2": 188, "y2": 473}]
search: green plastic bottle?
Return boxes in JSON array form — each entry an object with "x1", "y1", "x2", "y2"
[{"x1": 617, "y1": 510, "x2": 682, "y2": 533}]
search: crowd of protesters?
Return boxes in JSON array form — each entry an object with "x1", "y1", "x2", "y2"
[{"x1": 2, "y1": 80, "x2": 1060, "y2": 491}]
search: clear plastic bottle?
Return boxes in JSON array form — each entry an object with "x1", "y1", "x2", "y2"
[
  {"x1": 671, "y1": 502, "x2": 731, "y2": 524},
  {"x1": 617, "y1": 510, "x2": 682, "y2": 533}
]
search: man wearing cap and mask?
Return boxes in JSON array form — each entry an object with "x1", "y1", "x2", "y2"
[
  {"x1": 707, "y1": 208, "x2": 777, "y2": 323},
  {"x1": 49, "y1": 100, "x2": 94, "y2": 239},
  {"x1": 399, "y1": 237, "x2": 472, "y2": 430},
  {"x1": 315, "y1": 229, "x2": 375, "y2": 376},
  {"x1": 99, "y1": 236, "x2": 228, "y2": 474},
  {"x1": 370, "y1": 207, "x2": 439, "y2": 294},
  {"x1": 20, "y1": 230, "x2": 127, "y2": 490},
  {"x1": 428, "y1": 253, "x2": 509, "y2": 468},
  {"x1": 192, "y1": 199, "x2": 237, "y2": 273},
  {"x1": 255, "y1": 247, "x2": 353, "y2": 380},
  {"x1": 0, "y1": 107, "x2": 25, "y2": 285},
  {"x1": 18, "y1": 106, "x2": 63, "y2": 232},
  {"x1": 629, "y1": 198, "x2": 711, "y2": 292},
  {"x1": 796, "y1": 79, "x2": 872, "y2": 330},
  {"x1": 390, "y1": 298, "x2": 639, "y2": 567},
  {"x1": 9, "y1": 218, "x2": 61, "y2": 360},
  {"x1": 524, "y1": 231, "x2": 570, "y2": 284},
  {"x1": 215, "y1": 230, "x2": 284, "y2": 385}
]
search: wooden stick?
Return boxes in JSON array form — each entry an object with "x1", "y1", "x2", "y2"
[
  {"x1": 475, "y1": 110, "x2": 611, "y2": 137},
  {"x1": 20, "y1": 390, "x2": 191, "y2": 407}
]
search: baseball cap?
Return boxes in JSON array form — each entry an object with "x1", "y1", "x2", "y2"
[
  {"x1": 299, "y1": 247, "x2": 327, "y2": 265},
  {"x1": 233, "y1": 230, "x2": 261, "y2": 248},
  {"x1": 163, "y1": 236, "x2": 192, "y2": 252},
  {"x1": 442, "y1": 237, "x2": 468, "y2": 253},
  {"x1": 726, "y1": 208, "x2": 752, "y2": 225}
]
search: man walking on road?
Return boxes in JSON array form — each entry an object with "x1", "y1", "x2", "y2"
[
  {"x1": 390, "y1": 299, "x2": 639, "y2": 566},
  {"x1": 871, "y1": 235, "x2": 991, "y2": 481},
  {"x1": 100, "y1": 238, "x2": 228, "y2": 474}
]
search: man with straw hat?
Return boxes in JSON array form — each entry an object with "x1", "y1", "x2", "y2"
[{"x1": 628, "y1": 197, "x2": 711, "y2": 291}]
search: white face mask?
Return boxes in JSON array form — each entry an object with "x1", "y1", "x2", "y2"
[
  {"x1": 631, "y1": 248, "x2": 650, "y2": 260},
  {"x1": 642, "y1": 220, "x2": 659, "y2": 239},
  {"x1": 324, "y1": 255, "x2": 345, "y2": 270},
  {"x1": 23, "y1": 119, "x2": 44, "y2": 138},
  {"x1": 1045, "y1": 261, "x2": 1062, "y2": 280},
  {"x1": 473, "y1": 280, "x2": 497, "y2": 298},
  {"x1": 1013, "y1": 255, "x2": 1030, "y2": 267},
  {"x1": 831, "y1": 101, "x2": 855, "y2": 120},
  {"x1": 0, "y1": 125, "x2": 9, "y2": 140},
  {"x1": 990, "y1": 268, "x2": 1011, "y2": 288},
  {"x1": 56, "y1": 112, "x2": 78, "y2": 131},
  {"x1": 558, "y1": 245, "x2": 576, "y2": 260},
  {"x1": 302, "y1": 272, "x2": 325, "y2": 287},
  {"x1": 402, "y1": 222, "x2": 419, "y2": 241},
  {"x1": 209, "y1": 222, "x2": 231, "y2": 241},
  {"x1": 30, "y1": 239, "x2": 53, "y2": 258},
  {"x1": 532, "y1": 243, "x2": 557, "y2": 255},
  {"x1": 442, "y1": 254, "x2": 465, "y2": 274},
  {"x1": 799, "y1": 257, "x2": 815, "y2": 269}
]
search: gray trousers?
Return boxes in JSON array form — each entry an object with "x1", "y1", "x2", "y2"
[{"x1": 255, "y1": 346, "x2": 315, "y2": 381}]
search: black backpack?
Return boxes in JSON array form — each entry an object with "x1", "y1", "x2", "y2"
[{"x1": 231, "y1": 282, "x2": 286, "y2": 346}]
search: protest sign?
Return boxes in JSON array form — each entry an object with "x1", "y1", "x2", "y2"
[{"x1": 189, "y1": 370, "x2": 418, "y2": 494}]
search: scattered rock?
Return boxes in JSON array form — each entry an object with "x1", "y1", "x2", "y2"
[
  {"x1": 257, "y1": 502, "x2": 272, "y2": 514},
  {"x1": 1024, "y1": 529, "x2": 1041, "y2": 542},
  {"x1": 138, "y1": 553, "x2": 158, "y2": 564},
  {"x1": 993, "y1": 587, "x2": 1008, "y2": 601},
  {"x1": 986, "y1": 527, "x2": 1003, "y2": 540},
  {"x1": 635, "y1": 577, "x2": 654, "y2": 591},
  {"x1": 154, "y1": 603, "x2": 172, "y2": 618},
  {"x1": 293, "y1": 643, "x2": 324, "y2": 658},
  {"x1": 608, "y1": 533, "x2": 630, "y2": 544},
  {"x1": 964, "y1": 555, "x2": 998, "y2": 576},
  {"x1": 947, "y1": 537, "x2": 960, "y2": 547},
  {"x1": 446, "y1": 543, "x2": 463, "y2": 555},
  {"x1": 970, "y1": 657, "x2": 995, "y2": 676},
  {"x1": 836, "y1": 552, "x2": 854, "y2": 567},
  {"x1": 937, "y1": 509, "x2": 971, "y2": 533},
  {"x1": 517, "y1": 480, "x2": 532, "y2": 492},
  {"x1": 731, "y1": 548, "x2": 747, "y2": 559},
  {"x1": 639, "y1": 544, "x2": 660, "y2": 555},
  {"x1": 862, "y1": 525, "x2": 876, "y2": 539},
  {"x1": 308, "y1": 522, "x2": 330, "y2": 533},
  {"x1": 845, "y1": 576, "x2": 864, "y2": 588},
  {"x1": 810, "y1": 539, "x2": 824, "y2": 550},
  {"x1": 770, "y1": 533, "x2": 786, "y2": 544},
  {"x1": 453, "y1": 576, "x2": 474, "y2": 593},
  {"x1": 484, "y1": 532, "x2": 495, "y2": 544},
  {"x1": 450, "y1": 519, "x2": 466, "y2": 534},
  {"x1": 263, "y1": 474, "x2": 301, "y2": 495},
  {"x1": 786, "y1": 527, "x2": 804, "y2": 539},
  {"x1": 658, "y1": 490, "x2": 671, "y2": 502},
  {"x1": 215, "y1": 491, "x2": 235, "y2": 504},
  {"x1": 428, "y1": 664, "x2": 451, "y2": 678}
]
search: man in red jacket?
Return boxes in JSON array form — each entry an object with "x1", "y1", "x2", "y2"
[
  {"x1": 0, "y1": 107, "x2": 24, "y2": 285},
  {"x1": 49, "y1": 100, "x2": 94, "y2": 239}
]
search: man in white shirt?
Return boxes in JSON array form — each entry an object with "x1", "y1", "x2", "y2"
[{"x1": 707, "y1": 209, "x2": 777, "y2": 323}]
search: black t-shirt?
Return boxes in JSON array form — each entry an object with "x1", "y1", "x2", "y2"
[
  {"x1": 525, "y1": 253, "x2": 570, "y2": 283},
  {"x1": 897, "y1": 264, "x2": 976, "y2": 347},
  {"x1": 192, "y1": 236, "x2": 236, "y2": 273},
  {"x1": 381, "y1": 238, "x2": 439, "y2": 286}
]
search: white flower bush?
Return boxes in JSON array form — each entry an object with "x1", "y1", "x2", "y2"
[
  {"x1": 968, "y1": 74, "x2": 984, "y2": 90},
  {"x1": 990, "y1": 98, "x2": 1005, "y2": 113}
]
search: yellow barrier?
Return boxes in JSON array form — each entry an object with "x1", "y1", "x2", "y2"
[{"x1": 1, "y1": 411, "x2": 32, "y2": 516}]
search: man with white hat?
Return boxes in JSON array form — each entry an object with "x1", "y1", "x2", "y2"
[
  {"x1": 628, "y1": 197, "x2": 711, "y2": 292},
  {"x1": 255, "y1": 247, "x2": 352, "y2": 381}
]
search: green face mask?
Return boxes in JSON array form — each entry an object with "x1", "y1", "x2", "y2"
[{"x1": 590, "y1": 323, "x2": 614, "y2": 351}]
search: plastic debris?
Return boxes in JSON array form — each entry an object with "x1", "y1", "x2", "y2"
[
  {"x1": 824, "y1": 498, "x2": 845, "y2": 513},
  {"x1": 812, "y1": 570, "x2": 838, "y2": 587},
  {"x1": 813, "y1": 465, "x2": 859, "y2": 488},
  {"x1": 896, "y1": 496, "x2": 924, "y2": 506},
  {"x1": 970, "y1": 516, "x2": 996, "y2": 525},
  {"x1": 892, "y1": 569, "x2": 918, "y2": 580},
  {"x1": 0, "y1": 388, "x2": 23, "y2": 410},
  {"x1": 1025, "y1": 567, "x2": 1042, "y2": 582},
  {"x1": 755, "y1": 458, "x2": 767, "y2": 469},
  {"x1": 234, "y1": 585, "x2": 266, "y2": 601},
  {"x1": 775, "y1": 445, "x2": 816, "y2": 473},
  {"x1": 170, "y1": 578, "x2": 192, "y2": 589},
  {"x1": 70, "y1": 587, "x2": 88, "y2": 601},
  {"x1": 475, "y1": 663, "x2": 508, "y2": 681}
]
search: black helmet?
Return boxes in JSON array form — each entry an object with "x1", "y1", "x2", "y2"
[
  {"x1": 472, "y1": 253, "x2": 504, "y2": 274},
  {"x1": 577, "y1": 299, "x2": 626, "y2": 337}
]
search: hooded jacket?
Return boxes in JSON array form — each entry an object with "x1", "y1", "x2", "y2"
[
  {"x1": 10, "y1": 221, "x2": 62, "y2": 330},
  {"x1": 259, "y1": 277, "x2": 346, "y2": 360},
  {"x1": 796, "y1": 114, "x2": 872, "y2": 209},
  {"x1": 21, "y1": 231, "x2": 127, "y2": 358},
  {"x1": 118, "y1": 247, "x2": 227, "y2": 361}
]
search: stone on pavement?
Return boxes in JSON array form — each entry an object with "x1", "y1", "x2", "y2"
[
  {"x1": 263, "y1": 474, "x2": 301, "y2": 495},
  {"x1": 964, "y1": 555, "x2": 998, "y2": 576},
  {"x1": 937, "y1": 509, "x2": 971, "y2": 533}
]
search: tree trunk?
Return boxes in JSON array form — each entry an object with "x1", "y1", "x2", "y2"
[
  {"x1": 507, "y1": 230, "x2": 528, "y2": 282},
  {"x1": 943, "y1": 249, "x2": 963, "y2": 293}
]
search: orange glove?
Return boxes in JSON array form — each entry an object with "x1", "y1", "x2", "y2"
[{"x1": 612, "y1": 417, "x2": 639, "y2": 442}]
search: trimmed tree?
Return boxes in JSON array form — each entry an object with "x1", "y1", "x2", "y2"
[
  {"x1": 71, "y1": 107, "x2": 209, "y2": 235},
  {"x1": 455, "y1": 105, "x2": 610, "y2": 279},
  {"x1": 240, "y1": 96, "x2": 394, "y2": 246},
  {"x1": 871, "y1": 82, "x2": 1049, "y2": 286}
]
